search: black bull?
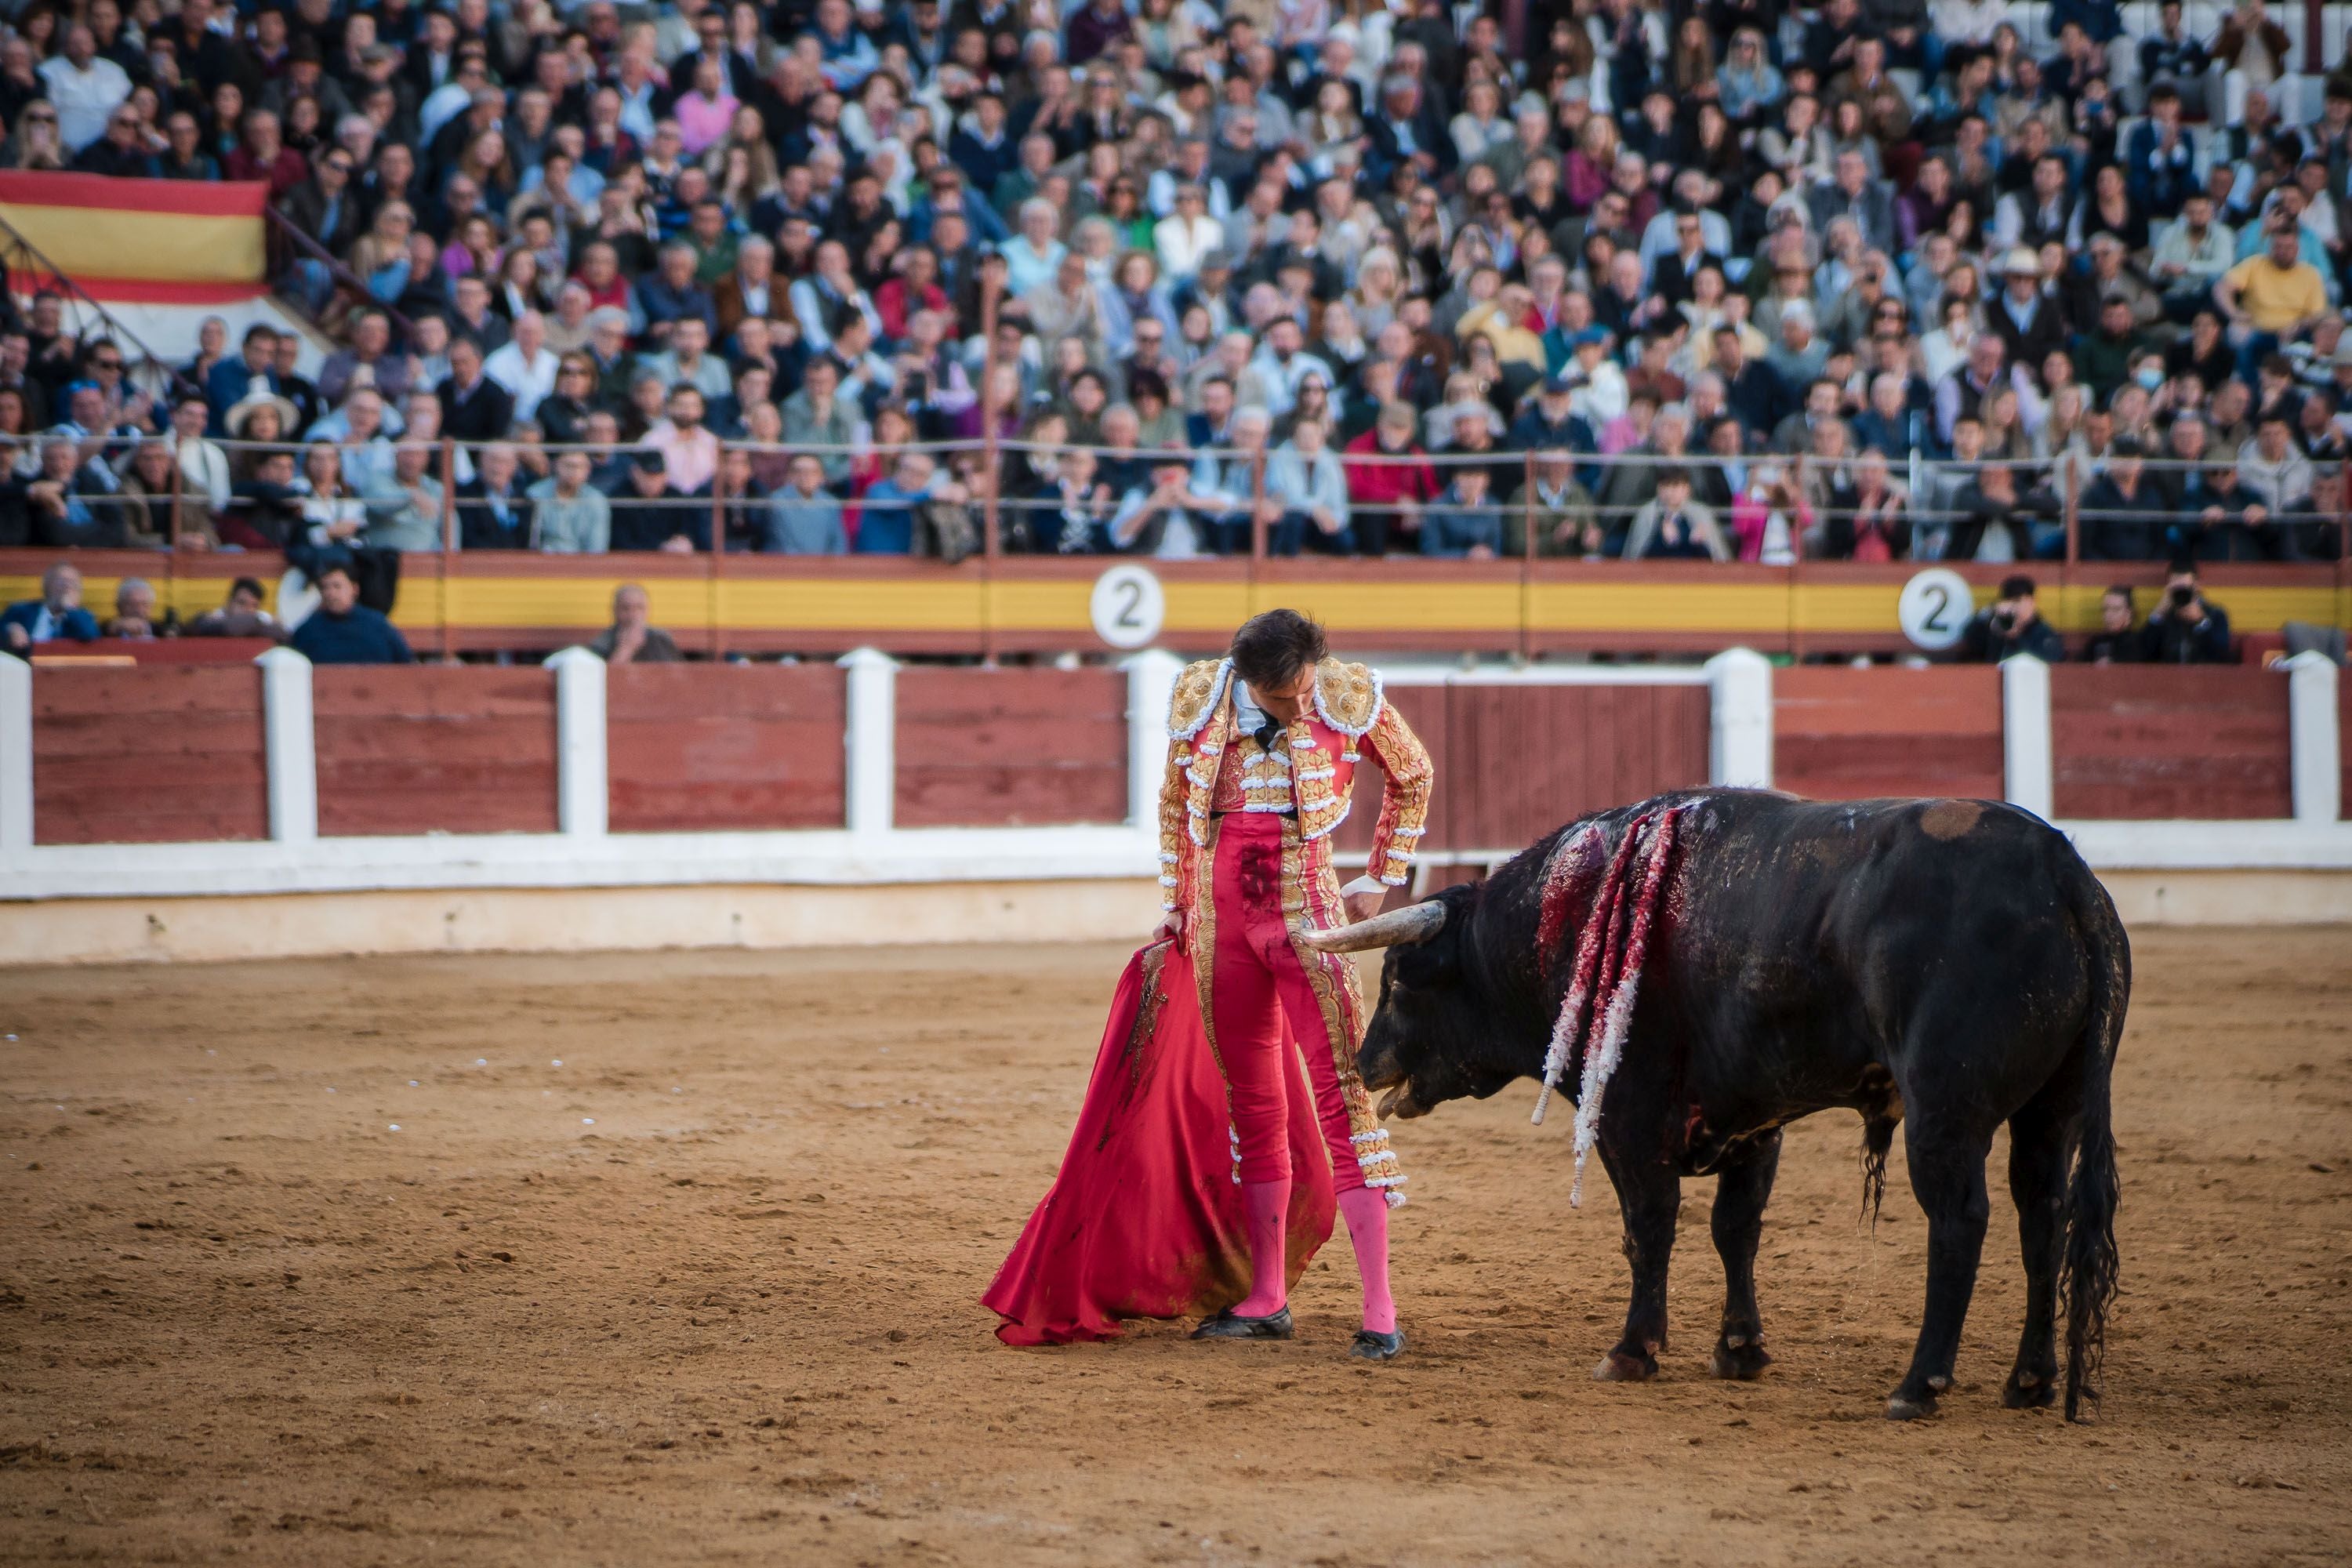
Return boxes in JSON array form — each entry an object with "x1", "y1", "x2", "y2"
[{"x1": 1308, "y1": 789, "x2": 2127, "y2": 1421}]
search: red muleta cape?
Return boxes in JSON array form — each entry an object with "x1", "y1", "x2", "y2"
[{"x1": 982, "y1": 938, "x2": 1337, "y2": 1345}]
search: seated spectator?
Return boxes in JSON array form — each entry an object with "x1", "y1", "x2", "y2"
[
  {"x1": 2082, "y1": 587, "x2": 2146, "y2": 666},
  {"x1": 1622, "y1": 469, "x2": 1730, "y2": 561},
  {"x1": 1418, "y1": 466, "x2": 1503, "y2": 559},
  {"x1": 1106, "y1": 449, "x2": 1225, "y2": 557},
  {"x1": 289, "y1": 561, "x2": 412, "y2": 665},
  {"x1": 1504, "y1": 449, "x2": 1602, "y2": 558},
  {"x1": 104, "y1": 577, "x2": 166, "y2": 638},
  {"x1": 1958, "y1": 574, "x2": 2066, "y2": 664},
  {"x1": 456, "y1": 443, "x2": 533, "y2": 550},
  {"x1": 187, "y1": 578, "x2": 283, "y2": 640},
  {"x1": 361, "y1": 443, "x2": 448, "y2": 551},
  {"x1": 765, "y1": 454, "x2": 848, "y2": 555},
  {"x1": 610, "y1": 448, "x2": 708, "y2": 553},
  {"x1": 1344, "y1": 401, "x2": 1441, "y2": 557},
  {"x1": 2, "y1": 562, "x2": 100, "y2": 648},
  {"x1": 2139, "y1": 562, "x2": 2234, "y2": 664},
  {"x1": 589, "y1": 583, "x2": 684, "y2": 664},
  {"x1": 1265, "y1": 417, "x2": 1352, "y2": 556},
  {"x1": 2078, "y1": 438, "x2": 2176, "y2": 561},
  {"x1": 9, "y1": 436, "x2": 134, "y2": 548},
  {"x1": 528, "y1": 451, "x2": 612, "y2": 554},
  {"x1": 2237, "y1": 414, "x2": 2314, "y2": 514}
]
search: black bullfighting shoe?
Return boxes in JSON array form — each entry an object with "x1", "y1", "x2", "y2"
[
  {"x1": 1348, "y1": 1327, "x2": 1405, "y2": 1361},
  {"x1": 1190, "y1": 1305, "x2": 1294, "y2": 1340}
]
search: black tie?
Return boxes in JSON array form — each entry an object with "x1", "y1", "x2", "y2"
[{"x1": 1253, "y1": 717, "x2": 1283, "y2": 753}]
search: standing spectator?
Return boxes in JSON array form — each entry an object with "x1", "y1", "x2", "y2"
[
  {"x1": 590, "y1": 583, "x2": 684, "y2": 664},
  {"x1": 289, "y1": 561, "x2": 413, "y2": 665},
  {"x1": 2, "y1": 562, "x2": 100, "y2": 648}
]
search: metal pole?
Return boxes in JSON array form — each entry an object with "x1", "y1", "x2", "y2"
[
  {"x1": 1250, "y1": 448, "x2": 1268, "y2": 562},
  {"x1": 167, "y1": 435, "x2": 182, "y2": 548},
  {"x1": 2062, "y1": 457, "x2": 2079, "y2": 566},
  {"x1": 979, "y1": 273, "x2": 1002, "y2": 668},
  {"x1": 439, "y1": 437, "x2": 457, "y2": 662},
  {"x1": 1520, "y1": 450, "x2": 1536, "y2": 664},
  {"x1": 710, "y1": 452, "x2": 727, "y2": 662}
]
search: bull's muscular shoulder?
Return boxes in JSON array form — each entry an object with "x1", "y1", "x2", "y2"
[
  {"x1": 1167, "y1": 657, "x2": 1234, "y2": 739},
  {"x1": 1312, "y1": 657, "x2": 1385, "y2": 738}
]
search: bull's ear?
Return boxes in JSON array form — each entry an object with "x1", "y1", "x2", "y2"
[{"x1": 1298, "y1": 899, "x2": 1447, "y2": 953}]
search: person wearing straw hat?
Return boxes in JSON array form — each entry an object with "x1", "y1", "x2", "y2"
[
  {"x1": 223, "y1": 378, "x2": 301, "y2": 445},
  {"x1": 1989, "y1": 246, "x2": 2067, "y2": 375}
]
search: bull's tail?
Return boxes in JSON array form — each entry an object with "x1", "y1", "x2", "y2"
[{"x1": 2061, "y1": 874, "x2": 2129, "y2": 1423}]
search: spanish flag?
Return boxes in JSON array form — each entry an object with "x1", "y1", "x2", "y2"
[{"x1": 0, "y1": 172, "x2": 266, "y2": 304}]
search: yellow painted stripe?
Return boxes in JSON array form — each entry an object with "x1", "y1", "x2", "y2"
[
  {"x1": 1534, "y1": 580, "x2": 1790, "y2": 633},
  {"x1": 0, "y1": 207, "x2": 263, "y2": 284}
]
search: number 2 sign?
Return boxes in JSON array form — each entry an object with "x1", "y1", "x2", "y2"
[
  {"x1": 1897, "y1": 567, "x2": 1974, "y2": 652},
  {"x1": 1089, "y1": 564, "x2": 1166, "y2": 650}
]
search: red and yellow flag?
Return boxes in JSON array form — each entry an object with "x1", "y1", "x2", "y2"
[{"x1": 0, "y1": 172, "x2": 266, "y2": 304}]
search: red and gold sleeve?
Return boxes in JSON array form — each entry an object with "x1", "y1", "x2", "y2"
[
  {"x1": 1363, "y1": 703, "x2": 1432, "y2": 887},
  {"x1": 1157, "y1": 736, "x2": 1189, "y2": 912}
]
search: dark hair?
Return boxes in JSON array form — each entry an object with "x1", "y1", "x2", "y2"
[
  {"x1": 231, "y1": 575, "x2": 265, "y2": 599},
  {"x1": 1999, "y1": 574, "x2": 2037, "y2": 600},
  {"x1": 1229, "y1": 608, "x2": 1326, "y2": 690},
  {"x1": 314, "y1": 561, "x2": 358, "y2": 586}
]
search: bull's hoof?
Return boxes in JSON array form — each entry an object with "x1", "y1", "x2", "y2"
[
  {"x1": 2002, "y1": 1370, "x2": 2058, "y2": 1410},
  {"x1": 1709, "y1": 1336, "x2": 1773, "y2": 1381},
  {"x1": 1594, "y1": 1348, "x2": 1659, "y2": 1382},
  {"x1": 1885, "y1": 1392, "x2": 1940, "y2": 1421}
]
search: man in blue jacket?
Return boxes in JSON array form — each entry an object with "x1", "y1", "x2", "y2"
[
  {"x1": 290, "y1": 562, "x2": 413, "y2": 665},
  {"x1": 2, "y1": 562, "x2": 100, "y2": 650}
]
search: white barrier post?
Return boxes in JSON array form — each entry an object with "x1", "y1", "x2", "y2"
[
  {"x1": 547, "y1": 645, "x2": 609, "y2": 839},
  {"x1": 1704, "y1": 647, "x2": 1773, "y2": 788},
  {"x1": 1123, "y1": 648, "x2": 1182, "y2": 829},
  {"x1": 839, "y1": 646, "x2": 898, "y2": 837},
  {"x1": 2285, "y1": 652, "x2": 2341, "y2": 826},
  {"x1": 256, "y1": 645, "x2": 317, "y2": 844},
  {"x1": 0, "y1": 652, "x2": 29, "y2": 863},
  {"x1": 2001, "y1": 655, "x2": 2055, "y2": 821}
]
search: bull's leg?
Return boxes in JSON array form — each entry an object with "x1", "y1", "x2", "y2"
[
  {"x1": 1593, "y1": 1142, "x2": 1679, "y2": 1382},
  {"x1": 1887, "y1": 1120, "x2": 1994, "y2": 1420},
  {"x1": 2002, "y1": 1094, "x2": 2074, "y2": 1409},
  {"x1": 1708, "y1": 1129, "x2": 1781, "y2": 1381}
]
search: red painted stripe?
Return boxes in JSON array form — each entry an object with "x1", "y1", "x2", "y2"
[
  {"x1": 0, "y1": 171, "x2": 268, "y2": 217},
  {"x1": 13, "y1": 270, "x2": 266, "y2": 305}
]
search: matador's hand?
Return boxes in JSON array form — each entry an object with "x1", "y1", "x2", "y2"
[{"x1": 1342, "y1": 888, "x2": 1386, "y2": 924}]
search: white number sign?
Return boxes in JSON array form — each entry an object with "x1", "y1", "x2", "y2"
[
  {"x1": 1897, "y1": 567, "x2": 1974, "y2": 652},
  {"x1": 1090, "y1": 563, "x2": 1165, "y2": 650}
]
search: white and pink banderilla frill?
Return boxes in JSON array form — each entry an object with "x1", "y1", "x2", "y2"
[{"x1": 1527, "y1": 807, "x2": 1689, "y2": 1207}]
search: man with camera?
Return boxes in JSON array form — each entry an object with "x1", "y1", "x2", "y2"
[
  {"x1": 2138, "y1": 561, "x2": 2234, "y2": 664},
  {"x1": 1958, "y1": 573, "x2": 2067, "y2": 664}
]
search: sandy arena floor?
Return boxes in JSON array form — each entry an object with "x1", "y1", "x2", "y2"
[{"x1": 2, "y1": 927, "x2": 2348, "y2": 1566}]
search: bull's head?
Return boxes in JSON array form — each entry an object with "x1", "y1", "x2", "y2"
[{"x1": 1301, "y1": 885, "x2": 1520, "y2": 1119}]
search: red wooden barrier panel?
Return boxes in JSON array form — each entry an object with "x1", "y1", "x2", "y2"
[
  {"x1": 31, "y1": 666, "x2": 267, "y2": 844},
  {"x1": 893, "y1": 667, "x2": 1127, "y2": 828},
  {"x1": 2052, "y1": 667, "x2": 2292, "y2": 820},
  {"x1": 607, "y1": 662, "x2": 845, "y2": 832},
  {"x1": 1774, "y1": 666, "x2": 2005, "y2": 801},
  {"x1": 28, "y1": 637, "x2": 279, "y2": 666},
  {"x1": 314, "y1": 666, "x2": 558, "y2": 837},
  {"x1": 1334, "y1": 682, "x2": 1711, "y2": 858}
]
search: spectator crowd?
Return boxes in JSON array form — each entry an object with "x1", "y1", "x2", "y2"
[{"x1": 0, "y1": 0, "x2": 2341, "y2": 570}]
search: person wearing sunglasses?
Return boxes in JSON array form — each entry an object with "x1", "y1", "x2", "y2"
[{"x1": 69, "y1": 102, "x2": 155, "y2": 176}]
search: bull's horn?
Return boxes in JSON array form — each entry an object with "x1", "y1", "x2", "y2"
[{"x1": 1298, "y1": 899, "x2": 1447, "y2": 953}]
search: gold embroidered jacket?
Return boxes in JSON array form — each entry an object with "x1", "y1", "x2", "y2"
[{"x1": 1156, "y1": 656, "x2": 1434, "y2": 916}]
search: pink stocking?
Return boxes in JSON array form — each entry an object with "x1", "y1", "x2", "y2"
[
  {"x1": 1337, "y1": 1187, "x2": 1397, "y2": 1334},
  {"x1": 1232, "y1": 1178, "x2": 1290, "y2": 1316}
]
